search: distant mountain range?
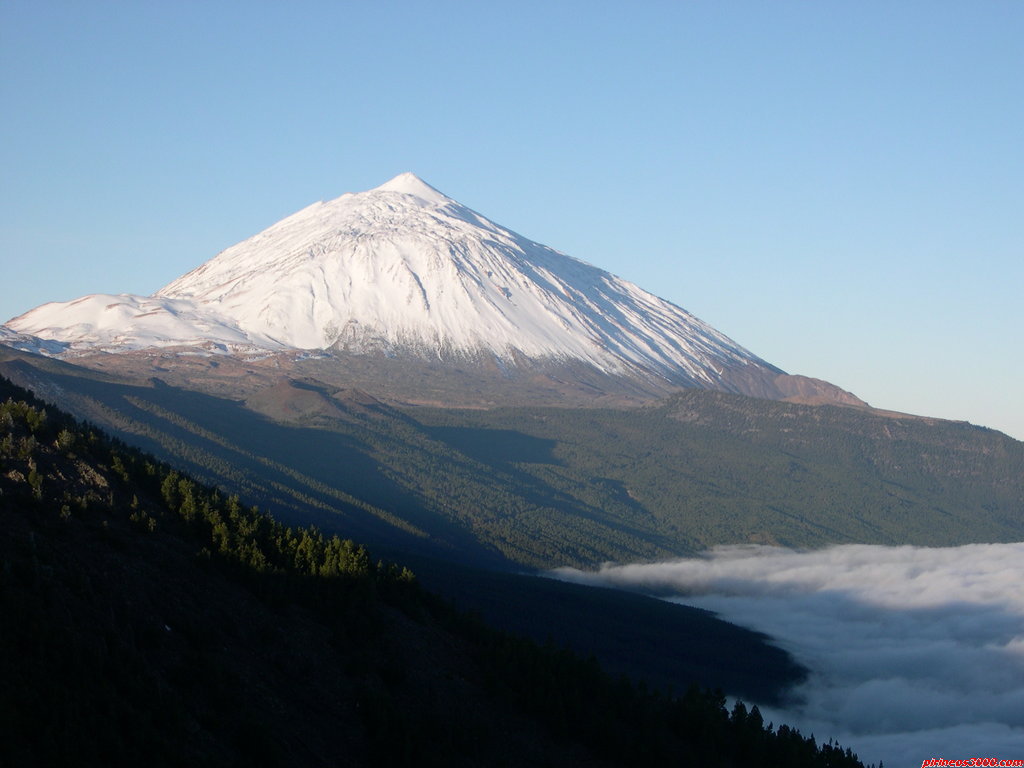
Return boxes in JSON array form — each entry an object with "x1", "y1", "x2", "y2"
[{"x1": 4, "y1": 173, "x2": 861, "y2": 406}]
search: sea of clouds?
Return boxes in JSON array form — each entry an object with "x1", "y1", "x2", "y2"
[{"x1": 552, "y1": 543, "x2": 1024, "y2": 768}]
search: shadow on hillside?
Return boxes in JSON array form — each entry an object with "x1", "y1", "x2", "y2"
[
  {"x1": 1, "y1": 359, "x2": 507, "y2": 568},
  {"x1": 424, "y1": 425, "x2": 561, "y2": 468}
]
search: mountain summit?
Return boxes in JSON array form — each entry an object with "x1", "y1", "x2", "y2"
[
  {"x1": 370, "y1": 171, "x2": 452, "y2": 203},
  {"x1": 4, "y1": 174, "x2": 862, "y2": 403}
]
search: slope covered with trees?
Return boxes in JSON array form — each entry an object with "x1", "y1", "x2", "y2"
[
  {"x1": 0, "y1": 375, "x2": 867, "y2": 767},
  {"x1": 4, "y1": 349, "x2": 1019, "y2": 571}
]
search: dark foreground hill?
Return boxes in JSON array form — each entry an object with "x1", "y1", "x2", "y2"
[{"x1": 0, "y1": 376, "x2": 866, "y2": 767}]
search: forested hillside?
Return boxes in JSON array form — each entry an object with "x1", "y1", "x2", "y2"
[
  {"x1": 4, "y1": 350, "x2": 1019, "y2": 571},
  {"x1": 0, "y1": 376, "x2": 867, "y2": 767},
  {"x1": 414, "y1": 392, "x2": 1024, "y2": 563}
]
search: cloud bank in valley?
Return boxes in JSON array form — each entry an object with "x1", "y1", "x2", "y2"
[{"x1": 552, "y1": 543, "x2": 1024, "y2": 767}]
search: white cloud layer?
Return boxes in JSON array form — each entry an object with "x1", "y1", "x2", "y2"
[{"x1": 552, "y1": 543, "x2": 1024, "y2": 767}]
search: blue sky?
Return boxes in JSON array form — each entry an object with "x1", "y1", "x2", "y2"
[{"x1": 2, "y1": 1, "x2": 1022, "y2": 440}]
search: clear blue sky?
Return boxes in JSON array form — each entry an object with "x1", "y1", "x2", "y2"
[{"x1": 2, "y1": 1, "x2": 1021, "y2": 440}]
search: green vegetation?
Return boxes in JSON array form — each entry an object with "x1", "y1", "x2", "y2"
[
  {"x1": 0, "y1": 375, "x2": 868, "y2": 766},
  {"x1": 413, "y1": 391, "x2": 1024, "y2": 564},
  {"x1": 6, "y1": 353, "x2": 1017, "y2": 570}
]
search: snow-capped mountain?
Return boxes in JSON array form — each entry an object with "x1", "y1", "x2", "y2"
[{"x1": 4, "y1": 173, "x2": 856, "y2": 401}]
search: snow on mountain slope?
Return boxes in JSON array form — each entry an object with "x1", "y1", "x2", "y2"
[
  {"x1": 6, "y1": 173, "x2": 779, "y2": 388},
  {"x1": 6, "y1": 294, "x2": 279, "y2": 353},
  {"x1": 0, "y1": 326, "x2": 69, "y2": 356}
]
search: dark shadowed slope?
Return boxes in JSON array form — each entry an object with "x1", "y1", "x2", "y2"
[{"x1": 0, "y1": 375, "x2": 867, "y2": 767}]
